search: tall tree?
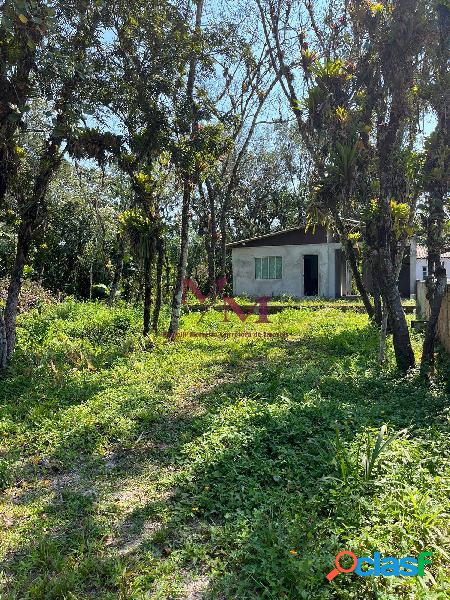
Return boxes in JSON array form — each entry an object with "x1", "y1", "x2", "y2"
[
  {"x1": 67, "y1": 0, "x2": 191, "y2": 335},
  {"x1": 256, "y1": 0, "x2": 428, "y2": 371},
  {"x1": 168, "y1": 0, "x2": 204, "y2": 337},
  {"x1": 200, "y1": 21, "x2": 278, "y2": 284},
  {"x1": 0, "y1": 0, "x2": 46, "y2": 203},
  {"x1": 1, "y1": 0, "x2": 107, "y2": 367},
  {"x1": 256, "y1": 0, "x2": 376, "y2": 318},
  {"x1": 420, "y1": 0, "x2": 450, "y2": 374}
]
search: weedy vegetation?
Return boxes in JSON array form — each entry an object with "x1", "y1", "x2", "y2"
[{"x1": 0, "y1": 301, "x2": 449, "y2": 599}]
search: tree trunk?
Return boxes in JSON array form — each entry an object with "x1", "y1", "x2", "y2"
[
  {"x1": 374, "y1": 73, "x2": 416, "y2": 372},
  {"x1": 214, "y1": 74, "x2": 278, "y2": 282},
  {"x1": 421, "y1": 196, "x2": 447, "y2": 371},
  {"x1": 2, "y1": 8, "x2": 96, "y2": 357},
  {"x1": 3, "y1": 80, "x2": 68, "y2": 363},
  {"x1": 168, "y1": 181, "x2": 191, "y2": 338},
  {"x1": 0, "y1": 21, "x2": 42, "y2": 205},
  {"x1": 152, "y1": 238, "x2": 164, "y2": 333},
  {"x1": 378, "y1": 303, "x2": 389, "y2": 364},
  {"x1": 420, "y1": 0, "x2": 449, "y2": 375},
  {"x1": 205, "y1": 180, "x2": 217, "y2": 297},
  {"x1": 205, "y1": 232, "x2": 216, "y2": 297},
  {"x1": 0, "y1": 310, "x2": 7, "y2": 372},
  {"x1": 4, "y1": 221, "x2": 33, "y2": 359},
  {"x1": 164, "y1": 253, "x2": 171, "y2": 298},
  {"x1": 421, "y1": 265, "x2": 447, "y2": 373},
  {"x1": 373, "y1": 294, "x2": 383, "y2": 327},
  {"x1": 108, "y1": 237, "x2": 125, "y2": 306},
  {"x1": 372, "y1": 274, "x2": 383, "y2": 327},
  {"x1": 375, "y1": 247, "x2": 415, "y2": 372},
  {"x1": 219, "y1": 207, "x2": 227, "y2": 281},
  {"x1": 378, "y1": 235, "x2": 411, "y2": 362},
  {"x1": 167, "y1": 0, "x2": 204, "y2": 338},
  {"x1": 143, "y1": 250, "x2": 153, "y2": 337},
  {"x1": 4, "y1": 144, "x2": 61, "y2": 360},
  {"x1": 343, "y1": 237, "x2": 374, "y2": 319},
  {"x1": 89, "y1": 262, "x2": 94, "y2": 300},
  {"x1": 2, "y1": 7, "x2": 99, "y2": 362}
]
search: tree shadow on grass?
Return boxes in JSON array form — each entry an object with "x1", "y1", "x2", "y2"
[
  {"x1": 113, "y1": 329, "x2": 449, "y2": 599},
  {"x1": 1, "y1": 325, "x2": 449, "y2": 599},
  {"x1": 1, "y1": 332, "x2": 286, "y2": 597}
]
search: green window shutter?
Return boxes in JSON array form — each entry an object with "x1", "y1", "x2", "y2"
[
  {"x1": 256, "y1": 256, "x2": 282, "y2": 279},
  {"x1": 268, "y1": 256, "x2": 275, "y2": 279},
  {"x1": 276, "y1": 256, "x2": 282, "y2": 279},
  {"x1": 262, "y1": 257, "x2": 269, "y2": 279},
  {"x1": 255, "y1": 258, "x2": 262, "y2": 279}
]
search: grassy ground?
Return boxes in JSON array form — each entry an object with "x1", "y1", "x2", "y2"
[
  {"x1": 0, "y1": 301, "x2": 449, "y2": 599},
  {"x1": 185, "y1": 294, "x2": 417, "y2": 307}
]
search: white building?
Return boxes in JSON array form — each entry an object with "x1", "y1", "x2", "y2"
[
  {"x1": 229, "y1": 225, "x2": 417, "y2": 299},
  {"x1": 415, "y1": 245, "x2": 450, "y2": 282}
]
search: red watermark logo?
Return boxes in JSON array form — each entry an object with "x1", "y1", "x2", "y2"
[{"x1": 182, "y1": 278, "x2": 270, "y2": 324}]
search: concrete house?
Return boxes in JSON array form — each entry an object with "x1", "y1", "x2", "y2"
[
  {"x1": 415, "y1": 245, "x2": 450, "y2": 282},
  {"x1": 229, "y1": 225, "x2": 417, "y2": 299}
]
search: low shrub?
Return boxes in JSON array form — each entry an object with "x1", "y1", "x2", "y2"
[{"x1": 0, "y1": 278, "x2": 59, "y2": 313}]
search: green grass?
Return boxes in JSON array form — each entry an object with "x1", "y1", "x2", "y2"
[
  {"x1": 184, "y1": 293, "x2": 417, "y2": 308},
  {"x1": 0, "y1": 300, "x2": 449, "y2": 599}
]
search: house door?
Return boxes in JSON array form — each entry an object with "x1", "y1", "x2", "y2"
[{"x1": 304, "y1": 255, "x2": 319, "y2": 296}]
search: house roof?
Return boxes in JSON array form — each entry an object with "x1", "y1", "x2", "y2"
[
  {"x1": 227, "y1": 226, "x2": 308, "y2": 248},
  {"x1": 416, "y1": 244, "x2": 450, "y2": 260},
  {"x1": 228, "y1": 227, "x2": 449, "y2": 257},
  {"x1": 227, "y1": 224, "x2": 341, "y2": 249}
]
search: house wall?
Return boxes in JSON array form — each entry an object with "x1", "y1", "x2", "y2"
[
  {"x1": 232, "y1": 234, "x2": 420, "y2": 300},
  {"x1": 231, "y1": 242, "x2": 342, "y2": 298},
  {"x1": 416, "y1": 258, "x2": 450, "y2": 282}
]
